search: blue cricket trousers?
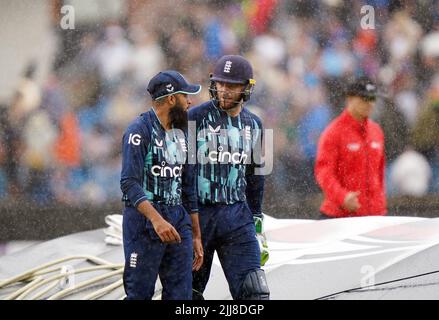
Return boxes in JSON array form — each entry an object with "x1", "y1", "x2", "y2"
[
  {"x1": 122, "y1": 203, "x2": 193, "y2": 300},
  {"x1": 192, "y1": 201, "x2": 261, "y2": 299}
]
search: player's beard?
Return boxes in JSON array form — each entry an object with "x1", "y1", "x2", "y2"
[{"x1": 169, "y1": 101, "x2": 188, "y2": 130}]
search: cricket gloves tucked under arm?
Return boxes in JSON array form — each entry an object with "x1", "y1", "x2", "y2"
[{"x1": 254, "y1": 214, "x2": 269, "y2": 266}]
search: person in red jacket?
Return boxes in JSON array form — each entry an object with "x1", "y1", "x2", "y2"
[{"x1": 315, "y1": 77, "x2": 387, "y2": 218}]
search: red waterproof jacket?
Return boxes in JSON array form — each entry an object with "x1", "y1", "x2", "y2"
[{"x1": 315, "y1": 109, "x2": 387, "y2": 217}]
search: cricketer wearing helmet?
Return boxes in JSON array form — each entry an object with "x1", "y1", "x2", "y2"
[
  {"x1": 120, "y1": 70, "x2": 203, "y2": 300},
  {"x1": 188, "y1": 55, "x2": 270, "y2": 300}
]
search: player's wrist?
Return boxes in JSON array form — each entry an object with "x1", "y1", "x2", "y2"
[{"x1": 192, "y1": 227, "x2": 201, "y2": 239}]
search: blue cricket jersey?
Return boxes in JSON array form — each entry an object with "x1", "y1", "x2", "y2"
[
  {"x1": 120, "y1": 109, "x2": 198, "y2": 212},
  {"x1": 188, "y1": 100, "x2": 265, "y2": 215}
]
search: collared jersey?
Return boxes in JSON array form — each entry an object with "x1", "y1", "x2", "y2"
[
  {"x1": 188, "y1": 100, "x2": 264, "y2": 215},
  {"x1": 120, "y1": 109, "x2": 197, "y2": 211}
]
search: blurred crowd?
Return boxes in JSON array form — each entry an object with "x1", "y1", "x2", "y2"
[{"x1": 0, "y1": 0, "x2": 438, "y2": 207}]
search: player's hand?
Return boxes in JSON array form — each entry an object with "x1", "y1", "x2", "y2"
[
  {"x1": 192, "y1": 237, "x2": 203, "y2": 271},
  {"x1": 151, "y1": 218, "x2": 181, "y2": 244},
  {"x1": 343, "y1": 191, "x2": 361, "y2": 212}
]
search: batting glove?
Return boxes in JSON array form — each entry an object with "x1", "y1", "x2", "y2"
[{"x1": 254, "y1": 214, "x2": 269, "y2": 266}]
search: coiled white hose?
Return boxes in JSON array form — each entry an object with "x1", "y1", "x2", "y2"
[{"x1": 0, "y1": 215, "x2": 127, "y2": 300}]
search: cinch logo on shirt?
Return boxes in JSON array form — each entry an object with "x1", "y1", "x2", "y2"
[
  {"x1": 151, "y1": 161, "x2": 183, "y2": 177},
  {"x1": 208, "y1": 146, "x2": 248, "y2": 164}
]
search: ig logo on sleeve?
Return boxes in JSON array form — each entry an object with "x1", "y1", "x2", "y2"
[{"x1": 128, "y1": 133, "x2": 141, "y2": 146}]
